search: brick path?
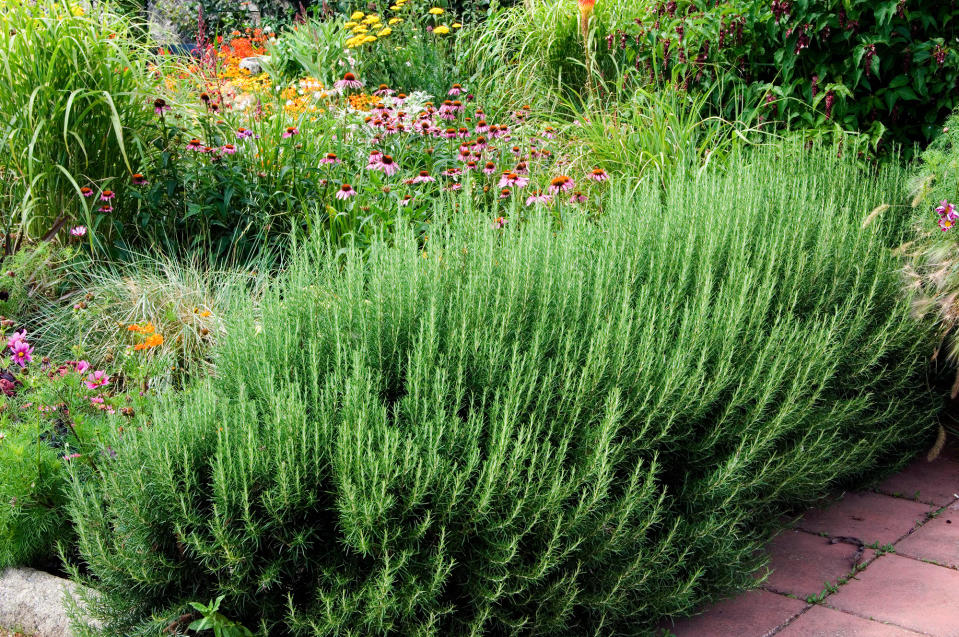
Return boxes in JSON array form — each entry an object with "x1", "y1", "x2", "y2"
[{"x1": 660, "y1": 446, "x2": 959, "y2": 637}]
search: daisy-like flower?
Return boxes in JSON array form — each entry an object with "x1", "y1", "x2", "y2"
[
  {"x1": 433, "y1": 25, "x2": 451, "y2": 35},
  {"x1": 940, "y1": 216, "x2": 956, "y2": 232},
  {"x1": 186, "y1": 138, "x2": 203, "y2": 151},
  {"x1": 475, "y1": 119, "x2": 490, "y2": 133},
  {"x1": 483, "y1": 161, "x2": 497, "y2": 175},
  {"x1": 320, "y1": 152, "x2": 341, "y2": 165},
  {"x1": 465, "y1": 160, "x2": 479, "y2": 171},
  {"x1": 366, "y1": 150, "x2": 384, "y2": 169},
  {"x1": 442, "y1": 127, "x2": 458, "y2": 139},
  {"x1": 70, "y1": 226, "x2": 87, "y2": 237},
  {"x1": 399, "y1": 195, "x2": 413, "y2": 207},
  {"x1": 492, "y1": 216, "x2": 508, "y2": 229},
  {"x1": 549, "y1": 175, "x2": 575, "y2": 194},
  {"x1": 511, "y1": 145, "x2": 523, "y2": 157},
  {"x1": 449, "y1": 83, "x2": 464, "y2": 96},
  {"x1": 444, "y1": 167, "x2": 462, "y2": 177},
  {"x1": 80, "y1": 186, "x2": 94, "y2": 198},
  {"x1": 412, "y1": 170, "x2": 436, "y2": 184},
  {"x1": 526, "y1": 190, "x2": 552, "y2": 206},
  {"x1": 236, "y1": 128, "x2": 254, "y2": 139},
  {"x1": 935, "y1": 200, "x2": 958, "y2": 221},
  {"x1": 499, "y1": 172, "x2": 529, "y2": 188},
  {"x1": 131, "y1": 173, "x2": 148, "y2": 186},
  {"x1": 588, "y1": 167, "x2": 609, "y2": 182},
  {"x1": 282, "y1": 127, "x2": 299, "y2": 138},
  {"x1": 499, "y1": 188, "x2": 511, "y2": 199},
  {"x1": 569, "y1": 191, "x2": 588, "y2": 204},
  {"x1": 153, "y1": 98, "x2": 171, "y2": 115},
  {"x1": 84, "y1": 370, "x2": 109, "y2": 390},
  {"x1": 74, "y1": 360, "x2": 91, "y2": 374},
  {"x1": 429, "y1": 7, "x2": 444, "y2": 14},
  {"x1": 374, "y1": 84, "x2": 394, "y2": 97},
  {"x1": 445, "y1": 182, "x2": 462, "y2": 192},
  {"x1": 542, "y1": 126, "x2": 557, "y2": 139},
  {"x1": 98, "y1": 205, "x2": 113, "y2": 213},
  {"x1": 474, "y1": 135, "x2": 489, "y2": 150},
  {"x1": 335, "y1": 183, "x2": 357, "y2": 200},
  {"x1": 100, "y1": 190, "x2": 115, "y2": 201},
  {"x1": 514, "y1": 161, "x2": 529, "y2": 175},
  {"x1": 221, "y1": 144, "x2": 237, "y2": 154},
  {"x1": 334, "y1": 72, "x2": 364, "y2": 90},
  {"x1": 377, "y1": 154, "x2": 400, "y2": 176}
]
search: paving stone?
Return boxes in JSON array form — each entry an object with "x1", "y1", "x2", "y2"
[
  {"x1": 761, "y1": 529, "x2": 872, "y2": 599},
  {"x1": 876, "y1": 454, "x2": 959, "y2": 507},
  {"x1": 662, "y1": 590, "x2": 806, "y2": 637},
  {"x1": 826, "y1": 553, "x2": 959, "y2": 636},
  {"x1": 776, "y1": 605, "x2": 924, "y2": 636},
  {"x1": 895, "y1": 499, "x2": 959, "y2": 569},
  {"x1": 798, "y1": 493, "x2": 933, "y2": 546}
]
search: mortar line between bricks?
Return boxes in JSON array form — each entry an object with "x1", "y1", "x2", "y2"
[{"x1": 818, "y1": 600, "x2": 938, "y2": 636}]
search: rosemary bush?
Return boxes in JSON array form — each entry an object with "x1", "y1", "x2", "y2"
[{"x1": 68, "y1": 148, "x2": 936, "y2": 635}]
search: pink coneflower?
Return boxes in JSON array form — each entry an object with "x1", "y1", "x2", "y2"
[
  {"x1": 457, "y1": 126, "x2": 470, "y2": 138},
  {"x1": 465, "y1": 160, "x2": 479, "y2": 171},
  {"x1": 445, "y1": 182, "x2": 463, "y2": 192},
  {"x1": 412, "y1": 170, "x2": 436, "y2": 184},
  {"x1": 474, "y1": 135, "x2": 489, "y2": 150},
  {"x1": 442, "y1": 127, "x2": 458, "y2": 139},
  {"x1": 221, "y1": 144, "x2": 237, "y2": 154},
  {"x1": 499, "y1": 188, "x2": 512, "y2": 199},
  {"x1": 492, "y1": 216, "x2": 508, "y2": 229},
  {"x1": 448, "y1": 83, "x2": 464, "y2": 96},
  {"x1": 483, "y1": 161, "x2": 497, "y2": 175},
  {"x1": 80, "y1": 186, "x2": 94, "y2": 198},
  {"x1": 514, "y1": 161, "x2": 529, "y2": 175},
  {"x1": 399, "y1": 195, "x2": 413, "y2": 207},
  {"x1": 499, "y1": 172, "x2": 529, "y2": 188},
  {"x1": 153, "y1": 98, "x2": 171, "y2": 115},
  {"x1": 100, "y1": 190, "x2": 115, "y2": 201},
  {"x1": 588, "y1": 167, "x2": 609, "y2": 182},
  {"x1": 282, "y1": 126, "x2": 299, "y2": 138},
  {"x1": 549, "y1": 175, "x2": 575, "y2": 193},
  {"x1": 334, "y1": 72, "x2": 364, "y2": 90},
  {"x1": 236, "y1": 128, "x2": 254, "y2": 139},
  {"x1": 377, "y1": 154, "x2": 400, "y2": 176},
  {"x1": 320, "y1": 152, "x2": 341, "y2": 165},
  {"x1": 366, "y1": 150, "x2": 383, "y2": 169},
  {"x1": 511, "y1": 145, "x2": 523, "y2": 157},
  {"x1": 131, "y1": 173, "x2": 148, "y2": 186},
  {"x1": 444, "y1": 167, "x2": 462, "y2": 177},
  {"x1": 84, "y1": 370, "x2": 109, "y2": 390},
  {"x1": 374, "y1": 83, "x2": 394, "y2": 97},
  {"x1": 186, "y1": 138, "x2": 203, "y2": 151},
  {"x1": 526, "y1": 190, "x2": 552, "y2": 206},
  {"x1": 98, "y1": 205, "x2": 113, "y2": 213},
  {"x1": 70, "y1": 226, "x2": 87, "y2": 237},
  {"x1": 335, "y1": 183, "x2": 357, "y2": 200},
  {"x1": 569, "y1": 191, "x2": 587, "y2": 204},
  {"x1": 9, "y1": 339, "x2": 32, "y2": 367},
  {"x1": 475, "y1": 119, "x2": 490, "y2": 133}
]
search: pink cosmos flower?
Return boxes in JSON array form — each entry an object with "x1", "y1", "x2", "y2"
[
  {"x1": 10, "y1": 340, "x2": 33, "y2": 367},
  {"x1": 84, "y1": 370, "x2": 110, "y2": 390},
  {"x1": 335, "y1": 184, "x2": 357, "y2": 200},
  {"x1": 71, "y1": 225, "x2": 87, "y2": 237},
  {"x1": 7, "y1": 331, "x2": 26, "y2": 350},
  {"x1": 935, "y1": 200, "x2": 958, "y2": 221},
  {"x1": 74, "y1": 360, "x2": 91, "y2": 374}
]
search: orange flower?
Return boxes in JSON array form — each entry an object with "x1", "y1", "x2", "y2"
[
  {"x1": 127, "y1": 322, "x2": 155, "y2": 334},
  {"x1": 134, "y1": 333, "x2": 164, "y2": 350}
]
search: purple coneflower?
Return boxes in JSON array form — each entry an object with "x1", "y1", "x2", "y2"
[
  {"x1": 492, "y1": 216, "x2": 508, "y2": 229},
  {"x1": 186, "y1": 138, "x2": 203, "y2": 151},
  {"x1": 483, "y1": 161, "x2": 497, "y2": 175},
  {"x1": 498, "y1": 172, "x2": 529, "y2": 189},
  {"x1": 569, "y1": 191, "x2": 588, "y2": 204},
  {"x1": 98, "y1": 205, "x2": 113, "y2": 213},
  {"x1": 444, "y1": 167, "x2": 462, "y2": 177},
  {"x1": 588, "y1": 167, "x2": 609, "y2": 182},
  {"x1": 100, "y1": 190, "x2": 115, "y2": 201},
  {"x1": 334, "y1": 72, "x2": 364, "y2": 90},
  {"x1": 465, "y1": 160, "x2": 479, "y2": 171},
  {"x1": 221, "y1": 144, "x2": 237, "y2": 154},
  {"x1": 80, "y1": 187, "x2": 94, "y2": 198},
  {"x1": 236, "y1": 128, "x2": 254, "y2": 139},
  {"x1": 412, "y1": 171, "x2": 436, "y2": 184},
  {"x1": 282, "y1": 127, "x2": 299, "y2": 138},
  {"x1": 377, "y1": 154, "x2": 400, "y2": 176},
  {"x1": 153, "y1": 98, "x2": 171, "y2": 115},
  {"x1": 335, "y1": 183, "x2": 357, "y2": 200},
  {"x1": 549, "y1": 175, "x2": 575, "y2": 194},
  {"x1": 131, "y1": 173, "x2": 148, "y2": 186},
  {"x1": 475, "y1": 119, "x2": 490, "y2": 133},
  {"x1": 374, "y1": 83, "x2": 394, "y2": 97},
  {"x1": 526, "y1": 190, "x2": 552, "y2": 206},
  {"x1": 320, "y1": 152, "x2": 341, "y2": 165},
  {"x1": 400, "y1": 195, "x2": 413, "y2": 207},
  {"x1": 515, "y1": 161, "x2": 529, "y2": 175},
  {"x1": 499, "y1": 188, "x2": 511, "y2": 199},
  {"x1": 448, "y1": 83, "x2": 464, "y2": 96}
]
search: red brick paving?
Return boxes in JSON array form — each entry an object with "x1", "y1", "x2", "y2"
[
  {"x1": 662, "y1": 590, "x2": 806, "y2": 637},
  {"x1": 660, "y1": 452, "x2": 959, "y2": 636},
  {"x1": 798, "y1": 492, "x2": 933, "y2": 546},
  {"x1": 776, "y1": 605, "x2": 924, "y2": 636}
]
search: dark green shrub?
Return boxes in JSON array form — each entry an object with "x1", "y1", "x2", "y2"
[{"x1": 68, "y1": 148, "x2": 936, "y2": 635}]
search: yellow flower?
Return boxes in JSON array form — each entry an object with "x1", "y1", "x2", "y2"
[
  {"x1": 344, "y1": 21, "x2": 358, "y2": 28},
  {"x1": 364, "y1": 35, "x2": 377, "y2": 43},
  {"x1": 352, "y1": 25, "x2": 368, "y2": 33},
  {"x1": 452, "y1": 22, "x2": 462, "y2": 28},
  {"x1": 390, "y1": 5, "x2": 402, "y2": 10},
  {"x1": 429, "y1": 7, "x2": 444, "y2": 15},
  {"x1": 433, "y1": 25, "x2": 450, "y2": 34},
  {"x1": 350, "y1": 11, "x2": 365, "y2": 20},
  {"x1": 378, "y1": 27, "x2": 392, "y2": 36},
  {"x1": 388, "y1": 17, "x2": 402, "y2": 24}
]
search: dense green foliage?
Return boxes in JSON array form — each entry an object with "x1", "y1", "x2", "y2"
[
  {"x1": 67, "y1": 149, "x2": 935, "y2": 636},
  {"x1": 467, "y1": 0, "x2": 959, "y2": 149}
]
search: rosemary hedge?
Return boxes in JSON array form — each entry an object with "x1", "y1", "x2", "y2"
[{"x1": 67, "y1": 149, "x2": 936, "y2": 635}]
